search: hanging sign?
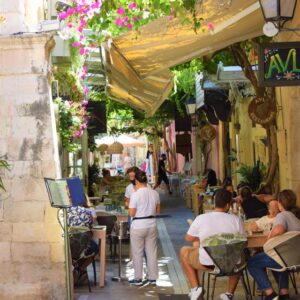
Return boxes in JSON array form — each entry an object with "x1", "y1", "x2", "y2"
[
  {"x1": 259, "y1": 42, "x2": 300, "y2": 87},
  {"x1": 248, "y1": 97, "x2": 277, "y2": 126},
  {"x1": 198, "y1": 124, "x2": 217, "y2": 142}
]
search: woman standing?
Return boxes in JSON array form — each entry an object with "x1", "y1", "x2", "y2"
[{"x1": 128, "y1": 170, "x2": 160, "y2": 286}]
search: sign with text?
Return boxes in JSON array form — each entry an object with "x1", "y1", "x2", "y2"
[{"x1": 259, "y1": 42, "x2": 300, "y2": 87}]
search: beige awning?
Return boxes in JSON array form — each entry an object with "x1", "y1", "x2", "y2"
[
  {"x1": 101, "y1": 42, "x2": 173, "y2": 116},
  {"x1": 104, "y1": 0, "x2": 264, "y2": 115}
]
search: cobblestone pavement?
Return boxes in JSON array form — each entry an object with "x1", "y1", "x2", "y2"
[{"x1": 75, "y1": 189, "x2": 300, "y2": 300}]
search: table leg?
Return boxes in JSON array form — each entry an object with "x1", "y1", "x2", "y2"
[{"x1": 99, "y1": 235, "x2": 106, "y2": 288}]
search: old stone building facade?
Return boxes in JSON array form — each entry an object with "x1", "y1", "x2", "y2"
[{"x1": 0, "y1": 1, "x2": 67, "y2": 299}]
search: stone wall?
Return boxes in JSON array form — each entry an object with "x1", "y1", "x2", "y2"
[
  {"x1": 276, "y1": 3, "x2": 300, "y2": 202},
  {"x1": 0, "y1": 33, "x2": 67, "y2": 299}
]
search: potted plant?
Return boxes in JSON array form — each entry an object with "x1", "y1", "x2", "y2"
[{"x1": 0, "y1": 155, "x2": 9, "y2": 191}]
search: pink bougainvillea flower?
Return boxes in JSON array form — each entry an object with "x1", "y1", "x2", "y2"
[
  {"x1": 79, "y1": 47, "x2": 85, "y2": 55},
  {"x1": 66, "y1": 8, "x2": 75, "y2": 16},
  {"x1": 127, "y1": 23, "x2": 133, "y2": 30},
  {"x1": 83, "y1": 99, "x2": 89, "y2": 106},
  {"x1": 132, "y1": 17, "x2": 137, "y2": 22},
  {"x1": 122, "y1": 16, "x2": 128, "y2": 22},
  {"x1": 137, "y1": 15, "x2": 142, "y2": 19},
  {"x1": 128, "y1": 2, "x2": 137, "y2": 10},
  {"x1": 71, "y1": 41, "x2": 81, "y2": 48},
  {"x1": 117, "y1": 7, "x2": 125, "y2": 15},
  {"x1": 83, "y1": 86, "x2": 89, "y2": 94},
  {"x1": 207, "y1": 22, "x2": 214, "y2": 31},
  {"x1": 58, "y1": 11, "x2": 68, "y2": 20},
  {"x1": 81, "y1": 123, "x2": 87, "y2": 129},
  {"x1": 67, "y1": 22, "x2": 73, "y2": 28},
  {"x1": 75, "y1": 130, "x2": 82, "y2": 137},
  {"x1": 115, "y1": 18, "x2": 122, "y2": 25}
]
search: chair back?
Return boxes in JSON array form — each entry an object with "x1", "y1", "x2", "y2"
[
  {"x1": 274, "y1": 232, "x2": 300, "y2": 269},
  {"x1": 203, "y1": 239, "x2": 246, "y2": 274},
  {"x1": 69, "y1": 226, "x2": 92, "y2": 260},
  {"x1": 97, "y1": 215, "x2": 117, "y2": 235}
]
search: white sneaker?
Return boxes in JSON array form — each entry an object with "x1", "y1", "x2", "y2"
[
  {"x1": 219, "y1": 293, "x2": 234, "y2": 300},
  {"x1": 189, "y1": 287, "x2": 203, "y2": 300}
]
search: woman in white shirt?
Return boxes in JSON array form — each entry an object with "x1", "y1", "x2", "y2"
[{"x1": 128, "y1": 170, "x2": 160, "y2": 286}]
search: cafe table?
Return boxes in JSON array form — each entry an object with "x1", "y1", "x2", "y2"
[
  {"x1": 92, "y1": 225, "x2": 107, "y2": 288},
  {"x1": 247, "y1": 233, "x2": 268, "y2": 248},
  {"x1": 95, "y1": 205, "x2": 128, "y2": 222}
]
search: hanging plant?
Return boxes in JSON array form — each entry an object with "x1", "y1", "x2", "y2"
[
  {"x1": 55, "y1": 97, "x2": 88, "y2": 152},
  {"x1": 0, "y1": 156, "x2": 10, "y2": 192}
]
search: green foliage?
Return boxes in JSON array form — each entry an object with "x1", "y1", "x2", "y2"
[
  {"x1": 88, "y1": 0, "x2": 201, "y2": 41},
  {"x1": 204, "y1": 50, "x2": 236, "y2": 74},
  {"x1": 54, "y1": 69, "x2": 84, "y2": 101},
  {"x1": 0, "y1": 156, "x2": 10, "y2": 192},
  {"x1": 235, "y1": 161, "x2": 267, "y2": 192},
  {"x1": 171, "y1": 58, "x2": 203, "y2": 111},
  {"x1": 54, "y1": 97, "x2": 83, "y2": 153}
]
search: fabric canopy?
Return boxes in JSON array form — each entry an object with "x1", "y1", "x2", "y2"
[
  {"x1": 101, "y1": 43, "x2": 173, "y2": 116},
  {"x1": 103, "y1": 0, "x2": 264, "y2": 115}
]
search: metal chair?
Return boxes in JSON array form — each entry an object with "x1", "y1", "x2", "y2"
[
  {"x1": 97, "y1": 215, "x2": 118, "y2": 262},
  {"x1": 69, "y1": 226, "x2": 96, "y2": 292},
  {"x1": 268, "y1": 233, "x2": 300, "y2": 295},
  {"x1": 203, "y1": 240, "x2": 253, "y2": 300}
]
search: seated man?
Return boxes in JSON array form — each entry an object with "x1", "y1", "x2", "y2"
[
  {"x1": 179, "y1": 189, "x2": 245, "y2": 300},
  {"x1": 252, "y1": 200, "x2": 279, "y2": 233}
]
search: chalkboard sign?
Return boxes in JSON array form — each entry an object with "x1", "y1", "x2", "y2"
[{"x1": 259, "y1": 42, "x2": 300, "y2": 87}]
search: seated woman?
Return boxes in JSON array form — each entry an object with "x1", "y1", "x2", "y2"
[
  {"x1": 240, "y1": 186, "x2": 268, "y2": 219},
  {"x1": 223, "y1": 177, "x2": 237, "y2": 198},
  {"x1": 100, "y1": 169, "x2": 112, "y2": 189},
  {"x1": 248, "y1": 189, "x2": 300, "y2": 300},
  {"x1": 252, "y1": 200, "x2": 279, "y2": 232}
]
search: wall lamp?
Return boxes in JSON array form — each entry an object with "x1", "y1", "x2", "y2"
[{"x1": 259, "y1": 0, "x2": 300, "y2": 36}]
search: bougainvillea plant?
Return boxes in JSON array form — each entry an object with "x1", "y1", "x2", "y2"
[
  {"x1": 55, "y1": 0, "x2": 213, "y2": 150},
  {"x1": 55, "y1": 97, "x2": 88, "y2": 152}
]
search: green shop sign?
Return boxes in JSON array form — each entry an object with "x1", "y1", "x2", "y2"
[{"x1": 259, "y1": 42, "x2": 300, "y2": 87}]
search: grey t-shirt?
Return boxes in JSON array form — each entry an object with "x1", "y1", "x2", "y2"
[{"x1": 273, "y1": 211, "x2": 300, "y2": 232}]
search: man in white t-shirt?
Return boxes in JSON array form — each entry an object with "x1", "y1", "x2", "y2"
[{"x1": 180, "y1": 189, "x2": 245, "y2": 300}]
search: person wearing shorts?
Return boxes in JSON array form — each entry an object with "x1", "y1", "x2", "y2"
[{"x1": 180, "y1": 189, "x2": 246, "y2": 300}]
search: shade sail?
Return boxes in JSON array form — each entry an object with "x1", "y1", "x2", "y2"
[
  {"x1": 112, "y1": 0, "x2": 264, "y2": 79},
  {"x1": 103, "y1": 0, "x2": 264, "y2": 115},
  {"x1": 101, "y1": 42, "x2": 174, "y2": 116},
  {"x1": 96, "y1": 135, "x2": 146, "y2": 147}
]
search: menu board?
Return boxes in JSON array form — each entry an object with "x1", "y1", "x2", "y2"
[
  {"x1": 44, "y1": 178, "x2": 71, "y2": 208},
  {"x1": 66, "y1": 177, "x2": 85, "y2": 206},
  {"x1": 259, "y1": 42, "x2": 300, "y2": 86}
]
